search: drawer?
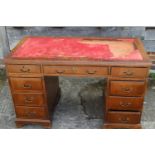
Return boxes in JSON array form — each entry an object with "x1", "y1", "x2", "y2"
[
  {"x1": 107, "y1": 96, "x2": 143, "y2": 111},
  {"x1": 43, "y1": 65, "x2": 108, "y2": 76},
  {"x1": 76, "y1": 66, "x2": 108, "y2": 76},
  {"x1": 43, "y1": 66, "x2": 74, "y2": 75},
  {"x1": 13, "y1": 94, "x2": 45, "y2": 106},
  {"x1": 7, "y1": 65, "x2": 41, "y2": 74},
  {"x1": 15, "y1": 106, "x2": 48, "y2": 119},
  {"x1": 107, "y1": 111, "x2": 141, "y2": 124},
  {"x1": 109, "y1": 81, "x2": 145, "y2": 97},
  {"x1": 111, "y1": 67, "x2": 148, "y2": 78},
  {"x1": 10, "y1": 77, "x2": 43, "y2": 92}
]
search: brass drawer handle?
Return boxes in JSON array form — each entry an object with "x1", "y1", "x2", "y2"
[
  {"x1": 23, "y1": 83, "x2": 32, "y2": 89},
  {"x1": 122, "y1": 87, "x2": 132, "y2": 93},
  {"x1": 119, "y1": 102, "x2": 132, "y2": 107},
  {"x1": 20, "y1": 66, "x2": 30, "y2": 73},
  {"x1": 119, "y1": 117, "x2": 130, "y2": 123},
  {"x1": 24, "y1": 96, "x2": 34, "y2": 103},
  {"x1": 86, "y1": 70, "x2": 96, "y2": 74},
  {"x1": 56, "y1": 70, "x2": 65, "y2": 74},
  {"x1": 123, "y1": 70, "x2": 133, "y2": 76}
]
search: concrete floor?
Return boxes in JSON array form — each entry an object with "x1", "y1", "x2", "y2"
[{"x1": 0, "y1": 75, "x2": 155, "y2": 129}]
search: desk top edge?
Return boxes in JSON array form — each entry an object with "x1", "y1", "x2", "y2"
[{"x1": 4, "y1": 36, "x2": 151, "y2": 67}]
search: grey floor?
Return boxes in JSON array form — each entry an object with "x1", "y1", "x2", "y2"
[{"x1": 0, "y1": 76, "x2": 155, "y2": 129}]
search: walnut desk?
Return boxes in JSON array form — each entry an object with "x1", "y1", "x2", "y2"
[{"x1": 4, "y1": 36, "x2": 151, "y2": 129}]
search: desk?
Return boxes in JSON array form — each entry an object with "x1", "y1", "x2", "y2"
[{"x1": 4, "y1": 36, "x2": 151, "y2": 128}]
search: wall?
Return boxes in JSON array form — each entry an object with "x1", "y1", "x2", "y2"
[{"x1": 5, "y1": 26, "x2": 155, "y2": 52}]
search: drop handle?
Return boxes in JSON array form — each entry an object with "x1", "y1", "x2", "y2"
[
  {"x1": 119, "y1": 102, "x2": 132, "y2": 107},
  {"x1": 122, "y1": 87, "x2": 132, "y2": 93},
  {"x1": 119, "y1": 117, "x2": 130, "y2": 123},
  {"x1": 23, "y1": 83, "x2": 32, "y2": 89},
  {"x1": 24, "y1": 96, "x2": 34, "y2": 103},
  {"x1": 20, "y1": 66, "x2": 30, "y2": 73},
  {"x1": 86, "y1": 70, "x2": 96, "y2": 74},
  {"x1": 123, "y1": 70, "x2": 133, "y2": 76},
  {"x1": 56, "y1": 70, "x2": 65, "y2": 74}
]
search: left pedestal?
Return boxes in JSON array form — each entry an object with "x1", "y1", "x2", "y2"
[{"x1": 6, "y1": 64, "x2": 60, "y2": 128}]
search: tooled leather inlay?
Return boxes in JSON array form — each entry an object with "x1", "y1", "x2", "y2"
[{"x1": 11, "y1": 37, "x2": 143, "y2": 60}]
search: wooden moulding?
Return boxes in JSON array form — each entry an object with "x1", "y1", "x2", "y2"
[
  {"x1": 15, "y1": 118, "x2": 52, "y2": 128},
  {"x1": 103, "y1": 123, "x2": 141, "y2": 129}
]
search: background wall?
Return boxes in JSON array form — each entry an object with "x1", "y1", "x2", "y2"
[{"x1": 5, "y1": 26, "x2": 155, "y2": 52}]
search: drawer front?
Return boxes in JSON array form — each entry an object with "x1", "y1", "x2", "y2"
[
  {"x1": 10, "y1": 78, "x2": 43, "y2": 92},
  {"x1": 107, "y1": 111, "x2": 141, "y2": 124},
  {"x1": 43, "y1": 65, "x2": 108, "y2": 76},
  {"x1": 7, "y1": 65, "x2": 41, "y2": 74},
  {"x1": 76, "y1": 66, "x2": 108, "y2": 76},
  {"x1": 13, "y1": 94, "x2": 45, "y2": 106},
  {"x1": 15, "y1": 106, "x2": 48, "y2": 119},
  {"x1": 111, "y1": 67, "x2": 148, "y2": 78},
  {"x1": 109, "y1": 81, "x2": 145, "y2": 97},
  {"x1": 43, "y1": 66, "x2": 74, "y2": 75},
  {"x1": 107, "y1": 96, "x2": 143, "y2": 111}
]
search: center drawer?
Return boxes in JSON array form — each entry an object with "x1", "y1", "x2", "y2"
[
  {"x1": 76, "y1": 66, "x2": 108, "y2": 76},
  {"x1": 15, "y1": 106, "x2": 48, "y2": 119},
  {"x1": 109, "y1": 80, "x2": 145, "y2": 97},
  {"x1": 10, "y1": 77, "x2": 43, "y2": 92},
  {"x1": 107, "y1": 111, "x2": 141, "y2": 124},
  {"x1": 43, "y1": 66, "x2": 74, "y2": 75},
  {"x1": 43, "y1": 65, "x2": 108, "y2": 76},
  {"x1": 13, "y1": 93, "x2": 45, "y2": 106}
]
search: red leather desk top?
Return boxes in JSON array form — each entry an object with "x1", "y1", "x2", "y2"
[{"x1": 11, "y1": 37, "x2": 143, "y2": 61}]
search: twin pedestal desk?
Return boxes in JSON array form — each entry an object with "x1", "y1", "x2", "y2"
[{"x1": 4, "y1": 36, "x2": 151, "y2": 128}]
